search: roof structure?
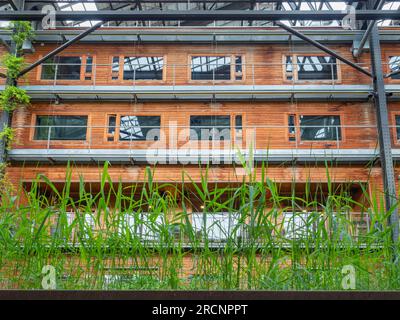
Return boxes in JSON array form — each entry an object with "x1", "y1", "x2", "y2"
[{"x1": 0, "y1": 0, "x2": 399, "y2": 28}]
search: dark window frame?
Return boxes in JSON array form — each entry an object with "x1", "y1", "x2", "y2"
[
  {"x1": 40, "y1": 55, "x2": 83, "y2": 81},
  {"x1": 388, "y1": 56, "x2": 400, "y2": 80},
  {"x1": 190, "y1": 55, "x2": 244, "y2": 81},
  {"x1": 299, "y1": 115, "x2": 342, "y2": 142},
  {"x1": 189, "y1": 115, "x2": 232, "y2": 141},
  {"x1": 394, "y1": 114, "x2": 400, "y2": 141},
  {"x1": 34, "y1": 115, "x2": 88, "y2": 141},
  {"x1": 122, "y1": 56, "x2": 165, "y2": 81},
  {"x1": 118, "y1": 115, "x2": 161, "y2": 142},
  {"x1": 284, "y1": 54, "x2": 340, "y2": 82}
]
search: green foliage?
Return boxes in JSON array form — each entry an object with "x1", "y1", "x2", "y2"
[
  {"x1": 0, "y1": 162, "x2": 398, "y2": 290},
  {"x1": 0, "y1": 86, "x2": 30, "y2": 112},
  {"x1": 0, "y1": 125, "x2": 15, "y2": 151},
  {"x1": 2, "y1": 54, "x2": 24, "y2": 80},
  {"x1": 8, "y1": 21, "x2": 34, "y2": 53}
]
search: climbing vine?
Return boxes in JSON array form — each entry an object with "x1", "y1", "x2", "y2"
[
  {"x1": 3, "y1": 54, "x2": 24, "y2": 80},
  {"x1": 0, "y1": 86, "x2": 30, "y2": 112},
  {"x1": 0, "y1": 125, "x2": 15, "y2": 151},
  {"x1": 0, "y1": 21, "x2": 33, "y2": 156},
  {"x1": 9, "y1": 21, "x2": 35, "y2": 54}
]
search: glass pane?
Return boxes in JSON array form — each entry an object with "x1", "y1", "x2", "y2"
[
  {"x1": 123, "y1": 57, "x2": 164, "y2": 80},
  {"x1": 34, "y1": 115, "x2": 88, "y2": 140},
  {"x1": 41, "y1": 60, "x2": 57, "y2": 80},
  {"x1": 112, "y1": 56, "x2": 120, "y2": 80},
  {"x1": 191, "y1": 56, "x2": 231, "y2": 80},
  {"x1": 41, "y1": 56, "x2": 82, "y2": 80},
  {"x1": 85, "y1": 56, "x2": 93, "y2": 73},
  {"x1": 300, "y1": 115, "x2": 341, "y2": 141},
  {"x1": 119, "y1": 116, "x2": 160, "y2": 141},
  {"x1": 190, "y1": 115, "x2": 231, "y2": 140},
  {"x1": 235, "y1": 56, "x2": 242, "y2": 73},
  {"x1": 396, "y1": 115, "x2": 400, "y2": 140},
  {"x1": 235, "y1": 115, "x2": 242, "y2": 129},
  {"x1": 285, "y1": 56, "x2": 293, "y2": 80},
  {"x1": 288, "y1": 114, "x2": 295, "y2": 134},
  {"x1": 297, "y1": 56, "x2": 337, "y2": 80},
  {"x1": 108, "y1": 115, "x2": 116, "y2": 135},
  {"x1": 389, "y1": 56, "x2": 400, "y2": 79}
]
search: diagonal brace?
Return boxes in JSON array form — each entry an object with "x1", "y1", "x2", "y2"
[
  {"x1": 18, "y1": 21, "x2": 104, "y2": 78},
  {"x1": 352, "y1": 0, "x2": 385, "y2": 58},
  {"x1": 275, "y1": 21, "x2": 373, "y2": 78}
]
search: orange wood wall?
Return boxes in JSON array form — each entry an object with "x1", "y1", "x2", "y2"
[
  {"x1": 17, "y1": 42, "x2": 377, "y2": 86},
  {"x1": 10, "y1": 100, "x2": 387, "y2": 150}
]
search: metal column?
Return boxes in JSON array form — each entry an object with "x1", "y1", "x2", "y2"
[{"x1": 370, "y1": 24, "x2": 399, "y2": 243}]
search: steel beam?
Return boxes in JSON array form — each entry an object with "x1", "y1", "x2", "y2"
[
  {"x1": 275, "y1": 22, "x2": 372, "y2": 77},
  {"x1": 5, "y1": 0, "x2": 24, "y2": 10},
  {"x1": 0, "y1": 10, "x2": 400, "y2": 22},
  {"x1": 1, "y1": 0, "x2": 368, "y2": 3},
  {"x1": 352, "y1": 0, "x2": 385, "y2": 58},
  {"x1": 18, "y1": 21, "x2": 104, "y2": 77},
  {"x1": 385, "y1": 69, "x2": 400, "y2": 79},
  {"x1": 370, "y1": 23, "x2": 399, "y2": 244}
]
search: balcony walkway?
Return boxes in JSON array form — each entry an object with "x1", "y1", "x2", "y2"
[
  {"x1": 7, "y1": 148, "x2": 389, "y2": 164},
  {"x1": 2, "y1": 84, "x2": 394, "y2": 101}
]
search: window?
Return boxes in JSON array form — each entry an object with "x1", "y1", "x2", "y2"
[
  {"x1": 299, "y1": 115, "x2": 341, "y2": 141},
  {"x1": 41, "y1": 56, "x2": 82, "y2": 80},
  {"x1": 34, "y1": 115, "x2": 88, "y2": 140},
  {"x1": 84, "y1": 56, "x2": 93, "y2": 80},
  {"x1": 283, "y1": 212, "x2": 319, "y2": 240},
  {"x1": 395, "y1": 115, "x2": 400, "y2": 140},
  {"x1": 389, "y1": 56, "x2": 400, "y2": 79},
  {"x1": 192, "y1": 213, "x2": 240, "y2": 242},
  {"x1": 288, "y1": 114, "x2": 296, "y2": 141},
  {"x1": 107, "y1": 114, "x2": 117, "y2": 142},
  {"x1": 119, "y1": 116, "x2": 160, "y2": 141},
  {"x1": 235, "y1": 56, "x2": 243, "y2": 80},
  {"x1": 235, "y1": 115, "x2": 243, "y2": 142},
  {"x1": 285, "y1": 55, "x2": 338, "y2": 81},
  {"x1": 111, "y1": 56, "x2": 120, "y2": 80},
  {"x1": 191, "y1": 56, "x2": 231, "y2": 80},
  {"x1": 123, "y1": 56, "x2": 164, "y2": 80},
  {"x1": 190, "y1": 115, "x2": 231, "y2": 140}
]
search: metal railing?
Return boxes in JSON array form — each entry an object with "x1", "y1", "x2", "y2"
[
  {"x1": 11, "y1": 124, "x2": 390, "y2": 151},
  {"x1": 17, "y1": 61, "x2": 381, "y2": 87},
  {"x1": 45, "y1": 211, "x2": 374, "y2": 246}
]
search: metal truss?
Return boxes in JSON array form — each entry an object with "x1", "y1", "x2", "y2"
[{"x1": 2, "y1": 9, "x2": 400, "y2": 22}]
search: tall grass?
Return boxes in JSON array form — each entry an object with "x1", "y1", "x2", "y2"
[{"x1": 0, "y1": 160, "x2": 399, "y2": 290}]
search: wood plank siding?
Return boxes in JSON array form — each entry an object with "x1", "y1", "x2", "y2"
[
  {"x1": 17, "y1": 43, "x2": 375, "y2": 86},
  {"x1": 11, "y1": 100, "x2": 400, "y2": 150},
  {"x1": 5, "y1": 40, "x2": 400, "y2": 200}
]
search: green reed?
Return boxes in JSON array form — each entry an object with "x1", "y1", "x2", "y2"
[{"x1": 0, "y1": 159, "x2": 399, "y2": 290}]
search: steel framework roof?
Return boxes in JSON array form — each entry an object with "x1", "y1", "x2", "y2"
[{"x1": 1, "y1": 0, "x2": 400, "y2": 29}]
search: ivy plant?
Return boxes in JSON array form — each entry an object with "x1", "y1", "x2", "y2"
[
  {"x1": 0, "y1": 125, "x2": 15, "y2": 151},
  {"x1": 2, "y1": 54, "x2": 24, "y2": 80},
  {"x1": 0, "y1": 21, "x2": 34, "y2": 170},
  {"x1": 0, "y1": 86, "x2": 30, "y2": 112},
  {"x1": 8, "y1": 21, "x2": 34, "y2": 53}
]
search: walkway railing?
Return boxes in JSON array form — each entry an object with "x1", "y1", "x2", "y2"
[
  {"x1": 11, "y1": 124, "x2": 389, "y2": 151},
  {"x1": 15, "y1": 61, "x2": 380, "y2": 87}
]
